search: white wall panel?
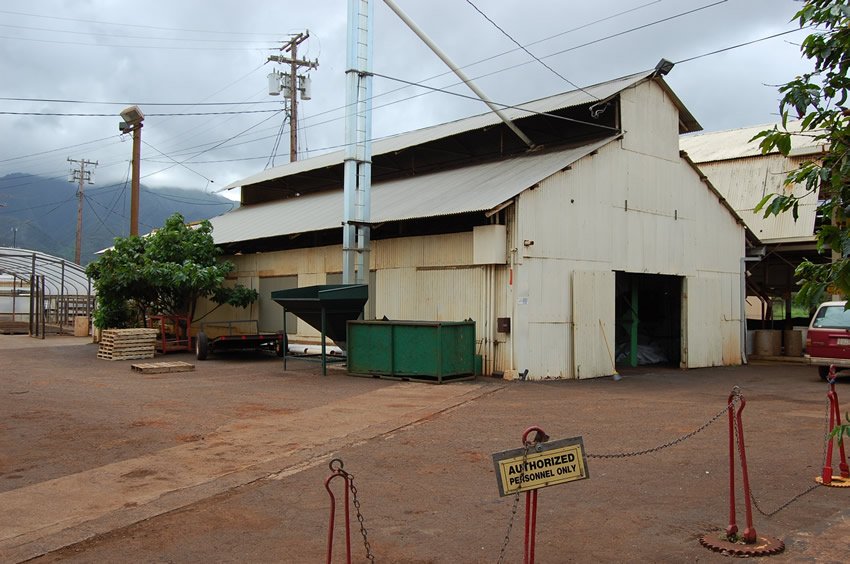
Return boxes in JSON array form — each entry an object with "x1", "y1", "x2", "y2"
[
  {"x1": 620, "y1": 80, "x2": 680, "y2": 162},
  {"x1": 525, "y1": 322, "x2": 570, "y2": 379},
  {"x1": 697, "y1": 155, "x2": 818, "y2": 242},
  {"x1": 573, "y1": 270, "x2": 616, "y2": 379},
  {"x1": 685, "y1": 274, "x2": 741, "y2": 368}
]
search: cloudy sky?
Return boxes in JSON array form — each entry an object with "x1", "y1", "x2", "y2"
[{"x1": 0, "y1": 0, "x2": 812, "y2": 203}]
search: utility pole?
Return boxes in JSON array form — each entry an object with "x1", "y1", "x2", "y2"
[
  {"x1": 67, "y1": 157, "x2": 98, "y2": 264},
  {"x1": 119, "y1": 105, "x2": 144, "y2": 236},
  {"x1": 267, "y1": 31, "x2": 318, "y2": 162}
]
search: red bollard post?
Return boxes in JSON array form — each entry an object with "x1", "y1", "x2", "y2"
[
  {"x1": 521, "y1": 426, "x2": 549, "y2": 564},
  {"x1": 725, "y1": 390, "x2": 738, "y2": 539},
  {"x1": 821, "y1": 366, "x2": 850, "y2": 485},
  {"x1": 325, "y1": 459, "x2": 352, "y2": 564},
  {"x1": 722, "y1": 390, "x2": 756, "y2": 542},
  {"x1": 732, "y1": 395, "x2": 757, "y2": 543},
  {"x1": 700, "y1": 388, "x2": 784, "y2": 556}
]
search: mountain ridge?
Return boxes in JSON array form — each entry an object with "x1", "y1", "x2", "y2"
[{"x1": 0, "y1": 173, "x2": 236, "y2": 264}]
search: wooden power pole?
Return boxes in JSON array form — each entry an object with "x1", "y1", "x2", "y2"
[
  {"x1": 67, "y1": 157, "x2": 97, "y2": 264},
  {"x1": 268, "y1": 31, "x2": 318, "y2": 162}
]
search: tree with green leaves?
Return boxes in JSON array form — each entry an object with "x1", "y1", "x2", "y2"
[
  {"x1": 753, "y1": 1, "x2": 850, "y2": 304},
  {"x1": 86, "y1": 213, "x2": 257, "y2": 329}
]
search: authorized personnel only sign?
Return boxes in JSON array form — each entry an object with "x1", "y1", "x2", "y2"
[{"x1": 492, "y1": 436, "x2": 589, "y2": 496}]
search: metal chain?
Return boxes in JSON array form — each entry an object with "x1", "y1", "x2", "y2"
[
  {"x1": 749, "y1": 482, "x2": 822, "y2": 518},
  {"x1": 497, "y1": 442, "x2": 530, "y2": 564},
  {"x1": 734, "y1": 396, "x2": 825, "y2": 518},
  {"x1": 347, "y1": 474, "x2": 376, "y2": 564},
  {"x1": 587, "y1": 392, "x2": 740, "y2": 460}
]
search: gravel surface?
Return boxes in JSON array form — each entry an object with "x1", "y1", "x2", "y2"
[{"x1": 2, "y1": 336, "x2": 849, "y2": 563}]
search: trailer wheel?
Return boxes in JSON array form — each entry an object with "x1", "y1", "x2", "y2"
[{"x1": 196, "y1": 331, "x2": 209, "y2": 360}]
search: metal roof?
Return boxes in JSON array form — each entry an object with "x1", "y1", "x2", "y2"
[
  {"x1": 0, "y1": 248, "x2": 91, "y2": 295},
  {"x1": 211, "y1": 137, "x2": 618, "y2": 245},
  {"x1": 222, "y1": 70, "x2": 695, "y2": 192},
  {"x1": 680, "y1": 121, "x2": 826, "y2": 163}
]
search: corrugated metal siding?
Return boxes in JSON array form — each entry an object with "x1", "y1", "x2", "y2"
[
  {"x1": 518, "y1": 142, "x2": 742, "y2": 276},
  {"x1": 695, "y1": 156, "x2": 817, "y2": 242},
  {"x1": 513, "y1": 119, "x2": 744, "y2": 377},
  {"x1": 375, "y1": 265, "x2": 486, "y2": 350},
  {"x1": 525, "y1": 322, "x2": 569, "y2": 379},
  {"x1": 572, "y1": 271, "x2": 616, "y2": 379},
  {"x1": 212, "y1": 138, "x2": 617, "y2": 245},
  {"x1": 223, "y1": 71, "x2": 653, "y2": 191},
  {"x1": 620, "y1": 80, "x2": 680, "y2": 162},
  {"x1": 374, "y1": 232, "x2": 471, "y2": 270},
  {"x1": 492, "y1": 265, "x2": 511, "y2": 374},
  {"x1": 223, "y1": 231, "x2": 483, "y2": 346},
  {"x1": 685, "y1": 273, "x2": 741, "y2": 368}
]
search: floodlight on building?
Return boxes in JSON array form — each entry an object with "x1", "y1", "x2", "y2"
[{"x1": 654, "y1": 58, "x2": 675, "y2": 76}]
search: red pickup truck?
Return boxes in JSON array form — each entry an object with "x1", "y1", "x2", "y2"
[{"x1": 806, "y1": 301, "x2": 850, "y2": 379}]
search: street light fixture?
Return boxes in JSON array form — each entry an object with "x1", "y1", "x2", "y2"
[{"x1": 119, "y1": 105, "x2": 144, "y2": 236}]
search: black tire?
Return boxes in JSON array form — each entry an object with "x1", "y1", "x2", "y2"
[
  {"x1": 196, "y1": 331, "x2": 209, "y2": 360},
  {"x1": 818, "y1": 365, "x2": 830, "y2": 381}
]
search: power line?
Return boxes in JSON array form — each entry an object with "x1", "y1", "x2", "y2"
[
  {"x1": 142, "y1": 140, "x2": 215, "y2": 184},
  {"x1": 83, "y1": 192, "x2": 119, "y2": 239},
  {"x1": 0, "y1": 9, "x2": 281, "y2": 36},
  {"x1": 0, "y1": 135, "x2": 117, "y2": 164},
  {"x1": 141, "y1": 66, "x2": 271, "y2": 152},
  {"x1": 369, "y1": 71, "x2": 620, "y2": 131},
  {"x1": 212, "y1": 0, "x2": 728, "y2": 153},
  {"x1": 0, "y1": 96, "x2": 280, "y2": 106},
  {"x1": 0, "y1": 22, "x2": 280, "y2": 44},
  {"x1": 0, "y1": 109, "x2": 282, "y2": 117},
  {"x1": 172, "y1": 22, "x2": 810, "y2": 169},
  {"x1": 463, "y1": 0, "x2": 598, "y2": 100},
  {"x1": 140, "y1": 187, "x2": 235, "y2": 209},
  {"x1": 456, "y1": 0, "x2": 731, "y2": 89},
  {"x1": 0, "y1": 0, "x2": 778, "y2": 190},
  {"x1": 136, "y1": 110, "x2": 286, "y2": 183},
  {"x1": 0, "y1": 34, "x2": 275, "y2": 51},
  {"x1": 0, "y1": 0, "x2": 722, "y2": 170},
  {"x1": 675, "y1": 27, "x2": 806, "y2": 65},
  {"x1": 0, "y1": 195, "x2": 76, "y2": 214}
]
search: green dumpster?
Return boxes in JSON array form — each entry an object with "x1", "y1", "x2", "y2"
[{"x1": 347, "y1": 320, "x2": 476, "y2": 383}]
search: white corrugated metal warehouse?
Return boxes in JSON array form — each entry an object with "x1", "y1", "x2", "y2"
[
  {"x1": 204, "y1": 68, "x2": 752, "y2": 379},
  {"x1": 680, "y1": 123, "x2": 827, "y2": 325}
]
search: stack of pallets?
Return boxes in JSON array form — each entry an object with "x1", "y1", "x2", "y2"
[{"x1": 97, "y1": 328, "x2": 158, "y2": 360}]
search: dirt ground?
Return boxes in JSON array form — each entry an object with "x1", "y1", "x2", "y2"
[{"x1": 2, "y1": 334, "x2": 850, "y2": 563}]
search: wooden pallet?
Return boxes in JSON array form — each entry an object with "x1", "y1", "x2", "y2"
[
  {"x1": 130, "y1": 361, "x2": 195, "y2": 374},
  {"x1": 99, "y1": 344, "x2": 156, "y2": 352},
  {"x1": 98, "y1": 328, "x2": 158, "y2": 360},
  {"x1": 97, "y1": 350, "x2": 155, "y2": 361}
]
